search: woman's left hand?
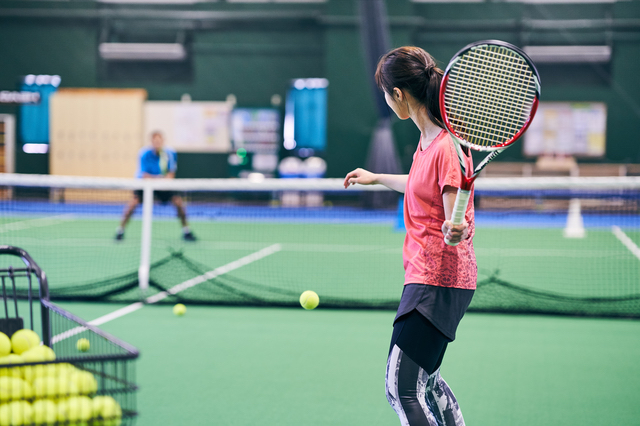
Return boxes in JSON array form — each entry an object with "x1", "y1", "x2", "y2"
[{"x1": 442, "y1": 220, "x2": 469, "y2": 245}]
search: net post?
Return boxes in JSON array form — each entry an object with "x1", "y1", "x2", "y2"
[
  {"x1": 138, "y1": 183, "x2": 154, "y2": 297},
  {"x1": 564, "y1": 198, "x2": 586, "y2": 239}
]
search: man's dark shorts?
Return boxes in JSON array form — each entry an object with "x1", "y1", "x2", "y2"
[{"x1": 133, "y1": 190, "x2": 175, "y2": 204}]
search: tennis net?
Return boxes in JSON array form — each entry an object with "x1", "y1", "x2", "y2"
[{"x1": 0, "y1": 173, "x2": 639, "y2": 318}]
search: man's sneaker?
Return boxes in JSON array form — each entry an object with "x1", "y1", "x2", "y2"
[
  {"x1": 115, "y1": 230, "x2": 124, "y2": 241},
  {"x1": 183, "y1": 231, "x2": 196, "y2": 242}
]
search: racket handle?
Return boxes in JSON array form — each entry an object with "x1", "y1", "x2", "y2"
[{"x1": 444, "y1": 188, "x2": 471, "y2": 247}]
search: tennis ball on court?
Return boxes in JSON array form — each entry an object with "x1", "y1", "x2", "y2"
[
  {"x1": 0, "y1": 400, "x2": 33, "y2": 426},
  {"x1": 173, "y1": 304, "x2": 187, "y2": 316},
  {"x1": 0, "y1": 376, "x2": 33, "y2": 402},
  {"x1": 11, "y1": 329, "x2": 40, "y2": 355},
  {"x1": 76, "y1": 338, "x2": 90, "y2": 353},
  {"x1": 32, "y1": 399, "x2": 57, "y2": 425},
  {"x1": 92, "y1": 396, "x2": 122, "y2": 426},
  {"x1": 299, "y1": 290, "x2": 319, "y2": 310},
  {"x1": 0, "y1": 333, "x2": 11, "y2": 358},
  {"x1": 0, "y1": 354, "x2": 25, "y2": 379}
]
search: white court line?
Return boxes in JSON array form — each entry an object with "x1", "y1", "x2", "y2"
[
  {"x1": 50, "y1": 303, "x2": 145, "y2": 344},
  {"x1": 475, "y1": 248, "x2": 622, "y2": 259},
  {"x1": 612, "y1": 226, "x2": 640, "y2": 262},
  {"x1": 0, "y1": 214, "x2": 74, "y2": 234},
  {"x1": 51, "y1": 244, "x2": 282, "y2": 344}
]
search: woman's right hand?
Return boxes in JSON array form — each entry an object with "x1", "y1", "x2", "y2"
[{"x1": 344, "y1": 168, "x2": 378, "y2": 188}]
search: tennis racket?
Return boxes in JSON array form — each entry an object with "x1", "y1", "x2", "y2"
[{"x1": 440, "y1": 40, "x2": 541, "y2": 246}]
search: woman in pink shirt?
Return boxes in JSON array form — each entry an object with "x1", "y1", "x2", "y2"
[{"x1": 344, "y1": 46, "x2": 476, "y2": 426}]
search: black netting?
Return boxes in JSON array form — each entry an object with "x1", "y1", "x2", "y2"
[{"x1": 1, "y1": 178, "x2": 639, "y2": 318}]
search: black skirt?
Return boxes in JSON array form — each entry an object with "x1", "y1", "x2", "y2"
[{"x1": 394, "y1": 283, "x2": 474, "y2": 341}]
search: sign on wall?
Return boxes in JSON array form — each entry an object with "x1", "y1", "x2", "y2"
[
  {"x1": 144, "y1": 101, "x2": 232, "y2": 152},
  {"x1": 524, "y1": 102, "x2": 607, "y2": 158}
]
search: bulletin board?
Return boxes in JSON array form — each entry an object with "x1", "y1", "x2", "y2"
[
  {"x1": 523, "y1": 102, "x2": 607, "y2": 158},
  {"x1": 144, "y1": 101, "x2": 232, "y2": 153}
]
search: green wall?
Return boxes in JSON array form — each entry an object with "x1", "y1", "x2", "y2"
[{"x1": 1, "y1": 0, "x2": 639, "y2": 177}]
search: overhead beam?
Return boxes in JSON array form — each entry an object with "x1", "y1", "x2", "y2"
[
  {"x1": 523, "y1": 45, "x2": 612, "y2": 63},
  {"x1": 0, "y1": 8, "x2": 322, "y2": 23},
  {"x1": 0, "y1": 8, "x2": 639, "y2": 32}
]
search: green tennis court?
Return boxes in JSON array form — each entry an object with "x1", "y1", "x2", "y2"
[{"x1": 54, "y1": 301, "x2": 640, "y2": 426}]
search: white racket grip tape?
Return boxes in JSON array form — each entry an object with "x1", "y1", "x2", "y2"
[{"x1": 444, "y1": 188, "x2": 471, "y2": 246}]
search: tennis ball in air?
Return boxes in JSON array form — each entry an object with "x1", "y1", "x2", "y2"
[
  {"x1": 173, "y1": 304, "x2": 187, "y2": 316},
  {"x1": 11, "y1": 329, "x2": 40, "y2": 355},
  {"x1": 76, "y1": 338, "x2": 90, "y2": 353},
  {"x1": 299, "y1": 291, "x2": 320, "y2": 310},
  {"x1": 92, "y1": 396, "x2": 122, "y2": 426},
  {"x1": 0, "y1": 333, "x2": 11, "y2": 358}
]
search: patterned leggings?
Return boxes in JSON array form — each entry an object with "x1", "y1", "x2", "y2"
[{"x1": 385, "y1": 310, "x2": 465, "y2": 426}]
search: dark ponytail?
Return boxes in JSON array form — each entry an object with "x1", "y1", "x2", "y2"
[
  {"x1": 375, "y1": 46, "x2": 444, "y2": 128},
  {"x1": 424, "y1": 66, "x2": 444, "y2": 128}
]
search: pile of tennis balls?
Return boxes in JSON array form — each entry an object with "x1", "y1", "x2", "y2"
[{"x1": 0, "y1": 329, "x2": 122, "y2": 426}]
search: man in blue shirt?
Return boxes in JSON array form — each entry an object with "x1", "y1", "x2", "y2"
[{"x1": 115, "y1": 131, "x2": 196, "y2": 241}]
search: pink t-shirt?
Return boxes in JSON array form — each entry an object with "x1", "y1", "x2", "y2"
[{"x1": 403, "y1": 130, "x2": 477, "y2": 290}]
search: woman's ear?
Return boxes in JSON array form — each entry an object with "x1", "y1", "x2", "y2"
[{"x1": 393, "y1": 87, "x2": 403, "y2": 102}]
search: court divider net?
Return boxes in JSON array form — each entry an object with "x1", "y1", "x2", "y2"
[{"x1": 1, "y1": 173, "x2": 639, "y2": 318}]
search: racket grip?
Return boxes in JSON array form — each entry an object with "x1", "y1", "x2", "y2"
[{"x1": 444, "y1": 188, "x2": 471, "y2": 247}]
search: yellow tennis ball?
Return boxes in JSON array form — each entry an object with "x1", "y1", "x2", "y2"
[
  {"x1": 22, "y1": 346, "x2": 56, "y2": 363},
  {"x1": 32, "y1": 399, "x2": 57, "y2": 425},
  {"x1": 69, "y1": 371, "x2": 98, "y2": 396},
  {"x1": 299, "y1": 290, "x2": 319, "y2": 310},
  {"x1": 58, "y1": 396, "x2": 92, "y2": 424},
  {"x1": 76, "y1": 339, "x2": 90, "y2": 353},
  {"x1": 11, "y1": 330, "x2": 40, "y2": 355},
  {"x1": 23, "y1": 363, "x2": 76, "y2": 384},
  {"x1": 0, "y1": 333, "x2": 11, "y2": 358},
  {"x1": 173, "y1": 304, "x2": 187, "y2": 316},
  {"x1": 0, "y1": 400, "x2": 33, "y2": 426},
  {"x1": 0, "y1": 376, "x2": 33, "y2": 402},
  {"x1": 0, "y1": 354, "x2": 25, "y2": 379},
  {"x1": 32, "y1": 376, "x2": 79, "y2": 400},
  {"x1": 92, "y1": 396, "x2": 122, "y2": 426}
]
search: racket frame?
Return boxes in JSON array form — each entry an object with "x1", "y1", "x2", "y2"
[
  {"x1": 438, "y1": 40, "x2": 540, "y2": 244},
  {"x1": 439, "y1": 39, "x2": 541, "y2": 150}
]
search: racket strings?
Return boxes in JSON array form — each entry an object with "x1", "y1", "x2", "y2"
[
  {"x1": 459, "y1": 48, "x2": 535, "y2": 116},
  {"x1": 446, "y1": 88, "x2": 527, "y2": 146},
  {"x1": 449, "y1": 55, "x2": 536, "y2": 125},
  {"x1": 480, "y1": 47, "x2": 536, "y2": 132},
  {"x1": 460, "y1": 50, "x2": 534, "y2": 92},
  {"x1": 444, "y1": 45, "x2": 538, "y2": 148},
  {"x1": 448, "y1": 55, "x2": 533, "y2": 144},
  {"x1": 447, "y1": 50, "x2": 534, "y2": 146}
]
